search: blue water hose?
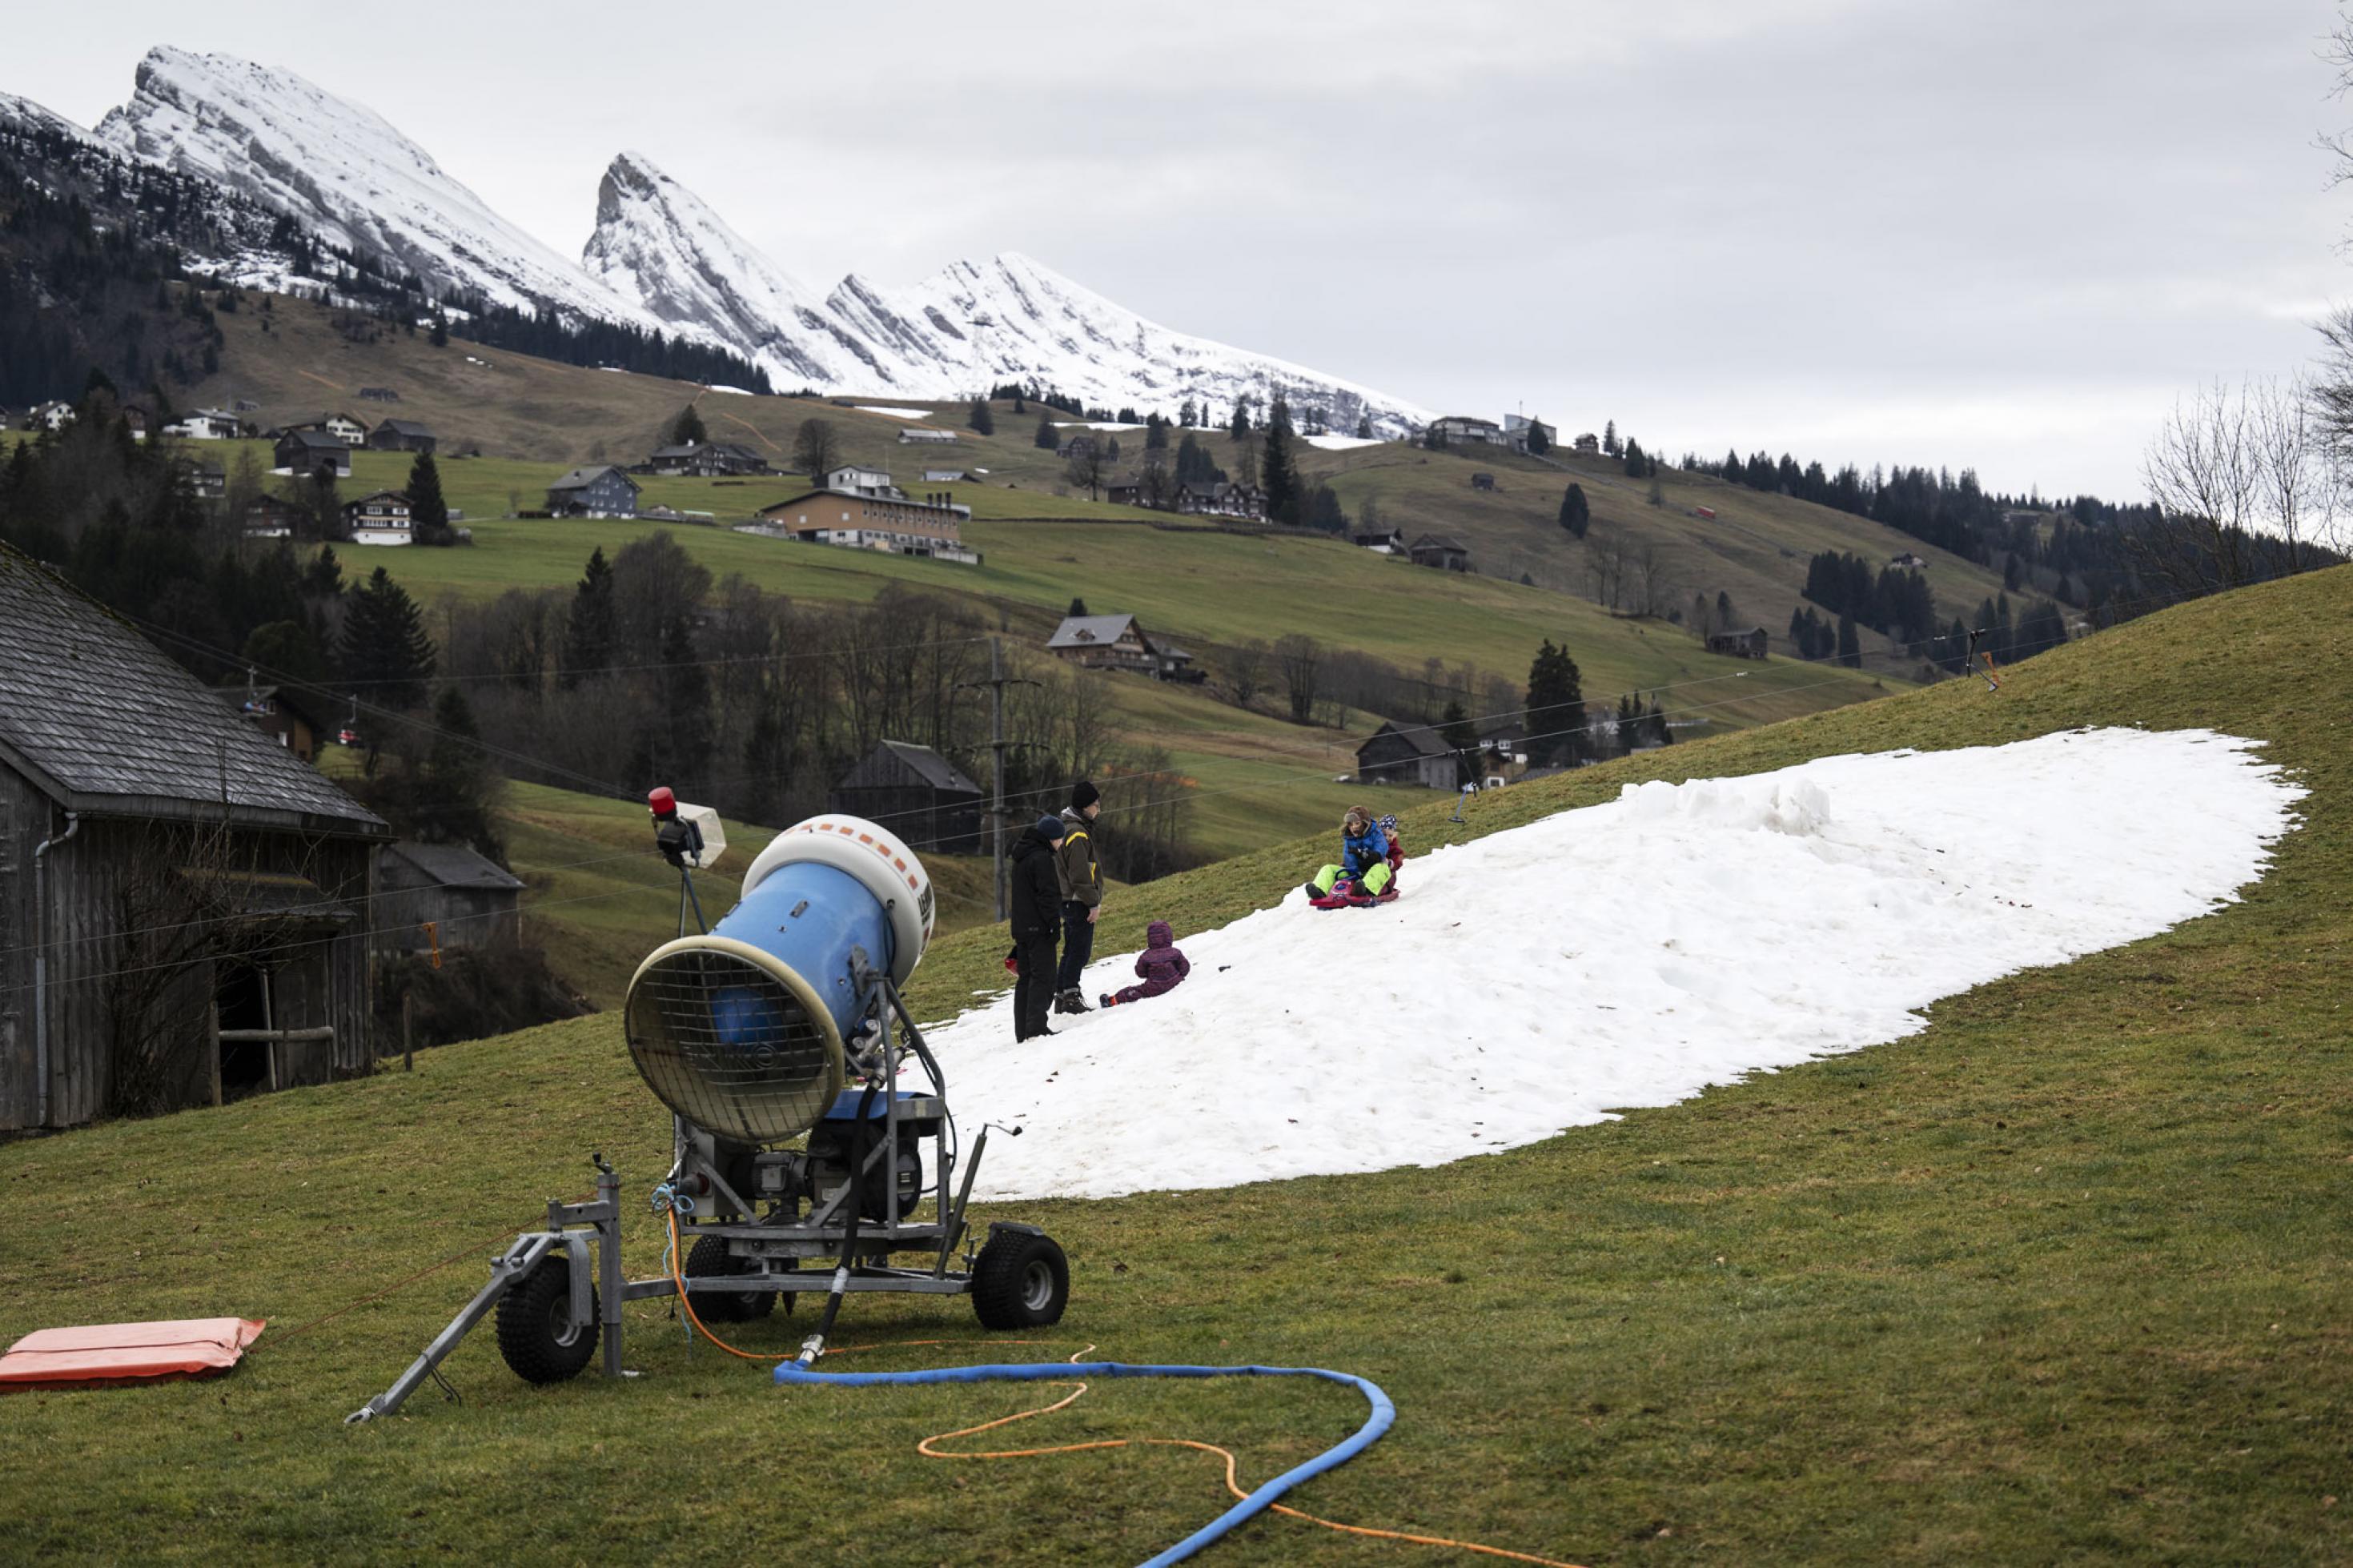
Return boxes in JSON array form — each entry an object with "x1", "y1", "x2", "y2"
[{"x1": 774, "y1": 1357, "x2": 1395, "y2": 1566}]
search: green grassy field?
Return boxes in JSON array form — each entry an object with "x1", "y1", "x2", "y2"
[
  {"x1": 179, "y1": 291, "x2": 2012, "y2": 669},
  {"x1": 3, "y1": 565, "x2": 2345, "y2": 1564}
]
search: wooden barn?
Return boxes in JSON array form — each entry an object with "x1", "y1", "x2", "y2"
[
  {"x1": 829, "y1": 740, "x2": 982, "y2": 856},
  {"x1": 1355, "y1": 720, "x2": 1464, "y2": 790},
  {"x1": 375, "y1": 841, "x2": 524, "y2": 955},
  {"x1": 0, "y1": 546, "x2": 390, "y2": 1130}
]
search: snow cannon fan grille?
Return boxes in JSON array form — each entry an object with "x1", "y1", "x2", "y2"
[
  {"x1": 623, "y1": 814, "x2": 935, "y2": 1147},
  {"x1": 624, "y1": 946, "x2": 838, "y2": 1145}
]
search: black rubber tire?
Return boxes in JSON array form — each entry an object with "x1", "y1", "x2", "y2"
[
  {"x1": 685, "y1": 1232, "x2": 778, "y2": 1321},
  {"x1": 971, "y1": 1229, "x2": 1070, "y2": 1330},
  {"x1": 495, "y1": 1255, "x2": 599, "y2": 1386}
]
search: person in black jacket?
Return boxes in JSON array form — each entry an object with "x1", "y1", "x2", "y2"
[{"x1": 1006, "y1": 814, "x2": 1066, "y2": 1041}]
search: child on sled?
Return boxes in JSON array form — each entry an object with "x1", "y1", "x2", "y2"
[{"x1": 1304, "y1": 805, "x2": 1399, "y2": 905}]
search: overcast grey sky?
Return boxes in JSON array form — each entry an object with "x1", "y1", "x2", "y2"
[{"x1": 16, "y1": 0, "x2": 2349, "y2": 497}]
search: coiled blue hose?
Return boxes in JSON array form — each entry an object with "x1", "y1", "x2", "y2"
[{"x1": 773, "y1": 1357, "x2": 1395, "y2": 1566}]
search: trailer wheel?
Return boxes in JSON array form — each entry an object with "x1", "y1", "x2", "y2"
[
  {"x1": 685, "y1": 1233, "x2": 777, "y2": 1321},
  {"x1": 972, "y1": 1228, "x2": 1068, "y2": 1329},
  {"x1": 495, "y1": 1256, "x2": 599, "y2": 1385}
]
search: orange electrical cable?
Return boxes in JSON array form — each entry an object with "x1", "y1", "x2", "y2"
[
  {"x1": 664, "y1": 1208, "x2": 775, "y2": 1363},
  {"x1": 882, "y1": 1341, "x2": 1589, "y2": 1567},
  {"x1": 661, "y1": 1261, "x2": 1587, "y2": 1565}
]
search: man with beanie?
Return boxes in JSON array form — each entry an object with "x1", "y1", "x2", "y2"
[
  {"x1": 1053, "y1": 780, "x2": 1103, "y2": 1013},
  {"x1": 1007, "y1": 813, "x2": 1066, "y2": 1041}
]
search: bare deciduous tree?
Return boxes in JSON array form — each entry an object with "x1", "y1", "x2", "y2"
[
  {"x1": 1584, "y1": 527, "x2": 1629, "y2": 611},
  {"x1": 1274, "y1": 632, "x2": 1323, "y2": 724},
  {"x1": 1064, "y1": 442, "x2": 1109, "y2": 501},
  {"x1": 790, "y1": 417, "x2": 841, "y2": 479},
  {"x1": 1223, "y1": 637, "x2": 1268, "y2": 709},
  {"x1": 2140, "y1": 377, "x2": 2337, "y2": 596}
]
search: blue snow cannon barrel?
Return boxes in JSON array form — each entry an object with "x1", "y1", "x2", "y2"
[{"x1": 624, "y1": 815, "x2": 936, "y2": 1145}]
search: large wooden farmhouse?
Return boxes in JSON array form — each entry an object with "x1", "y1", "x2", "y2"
[{"x1": 0, "y1": 546, "x2": 389, "y2": 1130}]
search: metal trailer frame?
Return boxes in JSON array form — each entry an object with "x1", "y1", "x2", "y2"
[{"x1": 347, "y1": 964, "x2": 1011, "y2": 1423}]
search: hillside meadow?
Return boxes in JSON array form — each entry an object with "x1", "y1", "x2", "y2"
[{"x1": 0, "y1": 565, "x2": 2344, "y2": 1564}]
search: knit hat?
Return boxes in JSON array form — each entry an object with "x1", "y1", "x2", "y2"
[
  {"x1": 1036, "y1": 814, "x2": 1066, "y2": 840},
  {"x1": 1070, "y1": 779, "x2": 1101, "y2": 812}
]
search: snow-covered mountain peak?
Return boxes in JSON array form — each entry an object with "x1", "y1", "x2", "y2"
[
  {"x1": 90, "y1": 46, "x2": 661, "y2": 330},
  {"x1": 31, "y1": 46, "x2": 1431, "y2": 426},
  {"x1": 583, "y1": 150, "x2": 888, "y2": 389},
  {"x1": 0, "y1": 89, "x2": 97, "y2": 146}
]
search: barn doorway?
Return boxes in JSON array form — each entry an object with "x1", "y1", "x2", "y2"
[{"x1": 215, "y1": 962, "x2": 271, "y2": 1098}]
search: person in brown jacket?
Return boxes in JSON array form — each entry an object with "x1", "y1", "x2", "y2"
[{"x1": 1053, "y1": 780, "x2": 1102, "y2": 1013}]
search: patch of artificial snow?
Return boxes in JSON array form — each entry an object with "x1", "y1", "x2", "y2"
[
  {"x1": 853, "y1": 405, "x2": 934, "y2": 419},
  {"x1": 1052, "y1": 419, "x2": 1144, "y2": 431},
  {"x1": 1304, "y1": 433, "x2": 1386, "y2": 451},
  {"x1": 705, "y1": 384, "x2": 753, "y2": 396},
  {"x1": 929, "y1": 729, "x2": 2303, "y2": 1201}
]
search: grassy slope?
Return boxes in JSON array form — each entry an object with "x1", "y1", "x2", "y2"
[{"x1": 2, "y1": 566, "x2": 2346, "y2": 1564}]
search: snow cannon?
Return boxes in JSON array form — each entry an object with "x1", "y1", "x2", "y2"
[
  {"x1": 624, "y1": 814, "x2": 936, "y2": 1144},
  {"x1": 346, "y1": 813, "x2": 1067, "y2": 1423}
]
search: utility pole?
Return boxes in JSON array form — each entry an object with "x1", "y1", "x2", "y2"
[{"x1": 958, "y1": 636, "x2": 1038, "y2": 920}]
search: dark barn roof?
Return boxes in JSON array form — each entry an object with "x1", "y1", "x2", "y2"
[
  {"x1": 383, "y1": 840, "x2": 523, "y2": 890},
  {"x1": 1358, "y1": 720, "x2": 1448, "y2": 760},
  {"x1": 0, "y1": 546, "x2": 387, "y2": 835},
  {"x1": 837, "y1": 739, "x2": 981, "y2": 796}
]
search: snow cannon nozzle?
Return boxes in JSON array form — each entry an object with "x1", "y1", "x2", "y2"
[{"x1": 624, "y1": 813, "x2": 935, "y2": 1145}]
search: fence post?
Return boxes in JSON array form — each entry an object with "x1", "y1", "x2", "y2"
[{"x1": 402, "y1": 992, "x2": 414, "y2": 1073}]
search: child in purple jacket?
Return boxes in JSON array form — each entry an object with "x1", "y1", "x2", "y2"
[{"x1": 1099, "y1": 920, "x2": 1190, "y2": 1008}]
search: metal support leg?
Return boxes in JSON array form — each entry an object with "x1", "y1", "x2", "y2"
[
  {"x1": 596, "y1": 1167, "x2": 624, "y2": 1378},
  {"x1": 345, "y1": 1232, "x2": 560, "y2": 1422}
]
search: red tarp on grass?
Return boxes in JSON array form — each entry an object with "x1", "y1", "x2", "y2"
[{"x1": 0, "y1": 1318, "x2": 264, "y2": 1390}]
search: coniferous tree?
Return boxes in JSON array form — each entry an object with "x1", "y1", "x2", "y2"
[
  {"x1": 405, "y1": 451, "x2": 450, "y2": 543},
  {"x1": 428, "y1": 315, "x2": 448, "y2": 347},
  {"x1": 1355, "y1": 414, "x2": 1374, "y2": 439},
  {"x1": 1614, "y1": 693, "x2": 1639, "y2": 753},
  {"x1": 966, "y1": 396, "x2": 994, "y2": 435},
  {"x1": 1178, "y1": 397, "x2": 1196, "y2": 427},
  {"x1": 341, "y1": 566, "x2": 436, "y2": 709},
  {"x1": 1525, "y1": 419, "x2": 1551, "y2": 455},
  {"x1": 1228, "y1": 400, "x2": 1251, "y2": 438},
  {"x1": 1261, "y1": 393, "x2": 1300, "y2": 524},
  {"x1": 1303, "y1": 483, "x2": 1347, "y2": 534},
  {"x1": 1012, "y1": 388, "x2": 1026, "y2": 413},
  {"x1": 303, "y1": 545, "x2": 343, "y2": 600},
  {"x1": 418, "y1": 685, "x2": 504, "y2": 860},
  {"x1": 1558, "y1": 483, "x2": 1590, "y2": 538},
  {"x1": 1144, "y1": 413, "x2": 1169, "y2": 450},
  {"x1": 1034, "y1": 411, "x2": 1058, "y2": 450},
  {"x1": 1647, "y1": 696, "x2": 1671, "y2": 745},
  {"x1": 1524, "y1": 639, "x2": 1586, "y2": 768},
  {"x1": 1603, "y1": 419, "x2": 1620, "y2": 457},
  {"x1": 1836, "y1": 613, "x2": 1861, "y2": 668},
  {"x1": 669, "y1": 403, "x2": 707, "y2": 445},
  {"x1": 1068, "y1": 596, "x2": 1089, "y2": 618},
  {"x1": 560, "y1": 547, "x2": 616, "y2": 688}
]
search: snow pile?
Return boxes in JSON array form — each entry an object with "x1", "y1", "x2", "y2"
[
  {"x1": 929, "y1": 730, "x2": 2303, "y2": 1200},
  {"x1": 1303, "y1": 433, "x2": 1387, "y2": 451},
  {"x1": 854, "y1": 406, "x2": 935, "y2": 419}
]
